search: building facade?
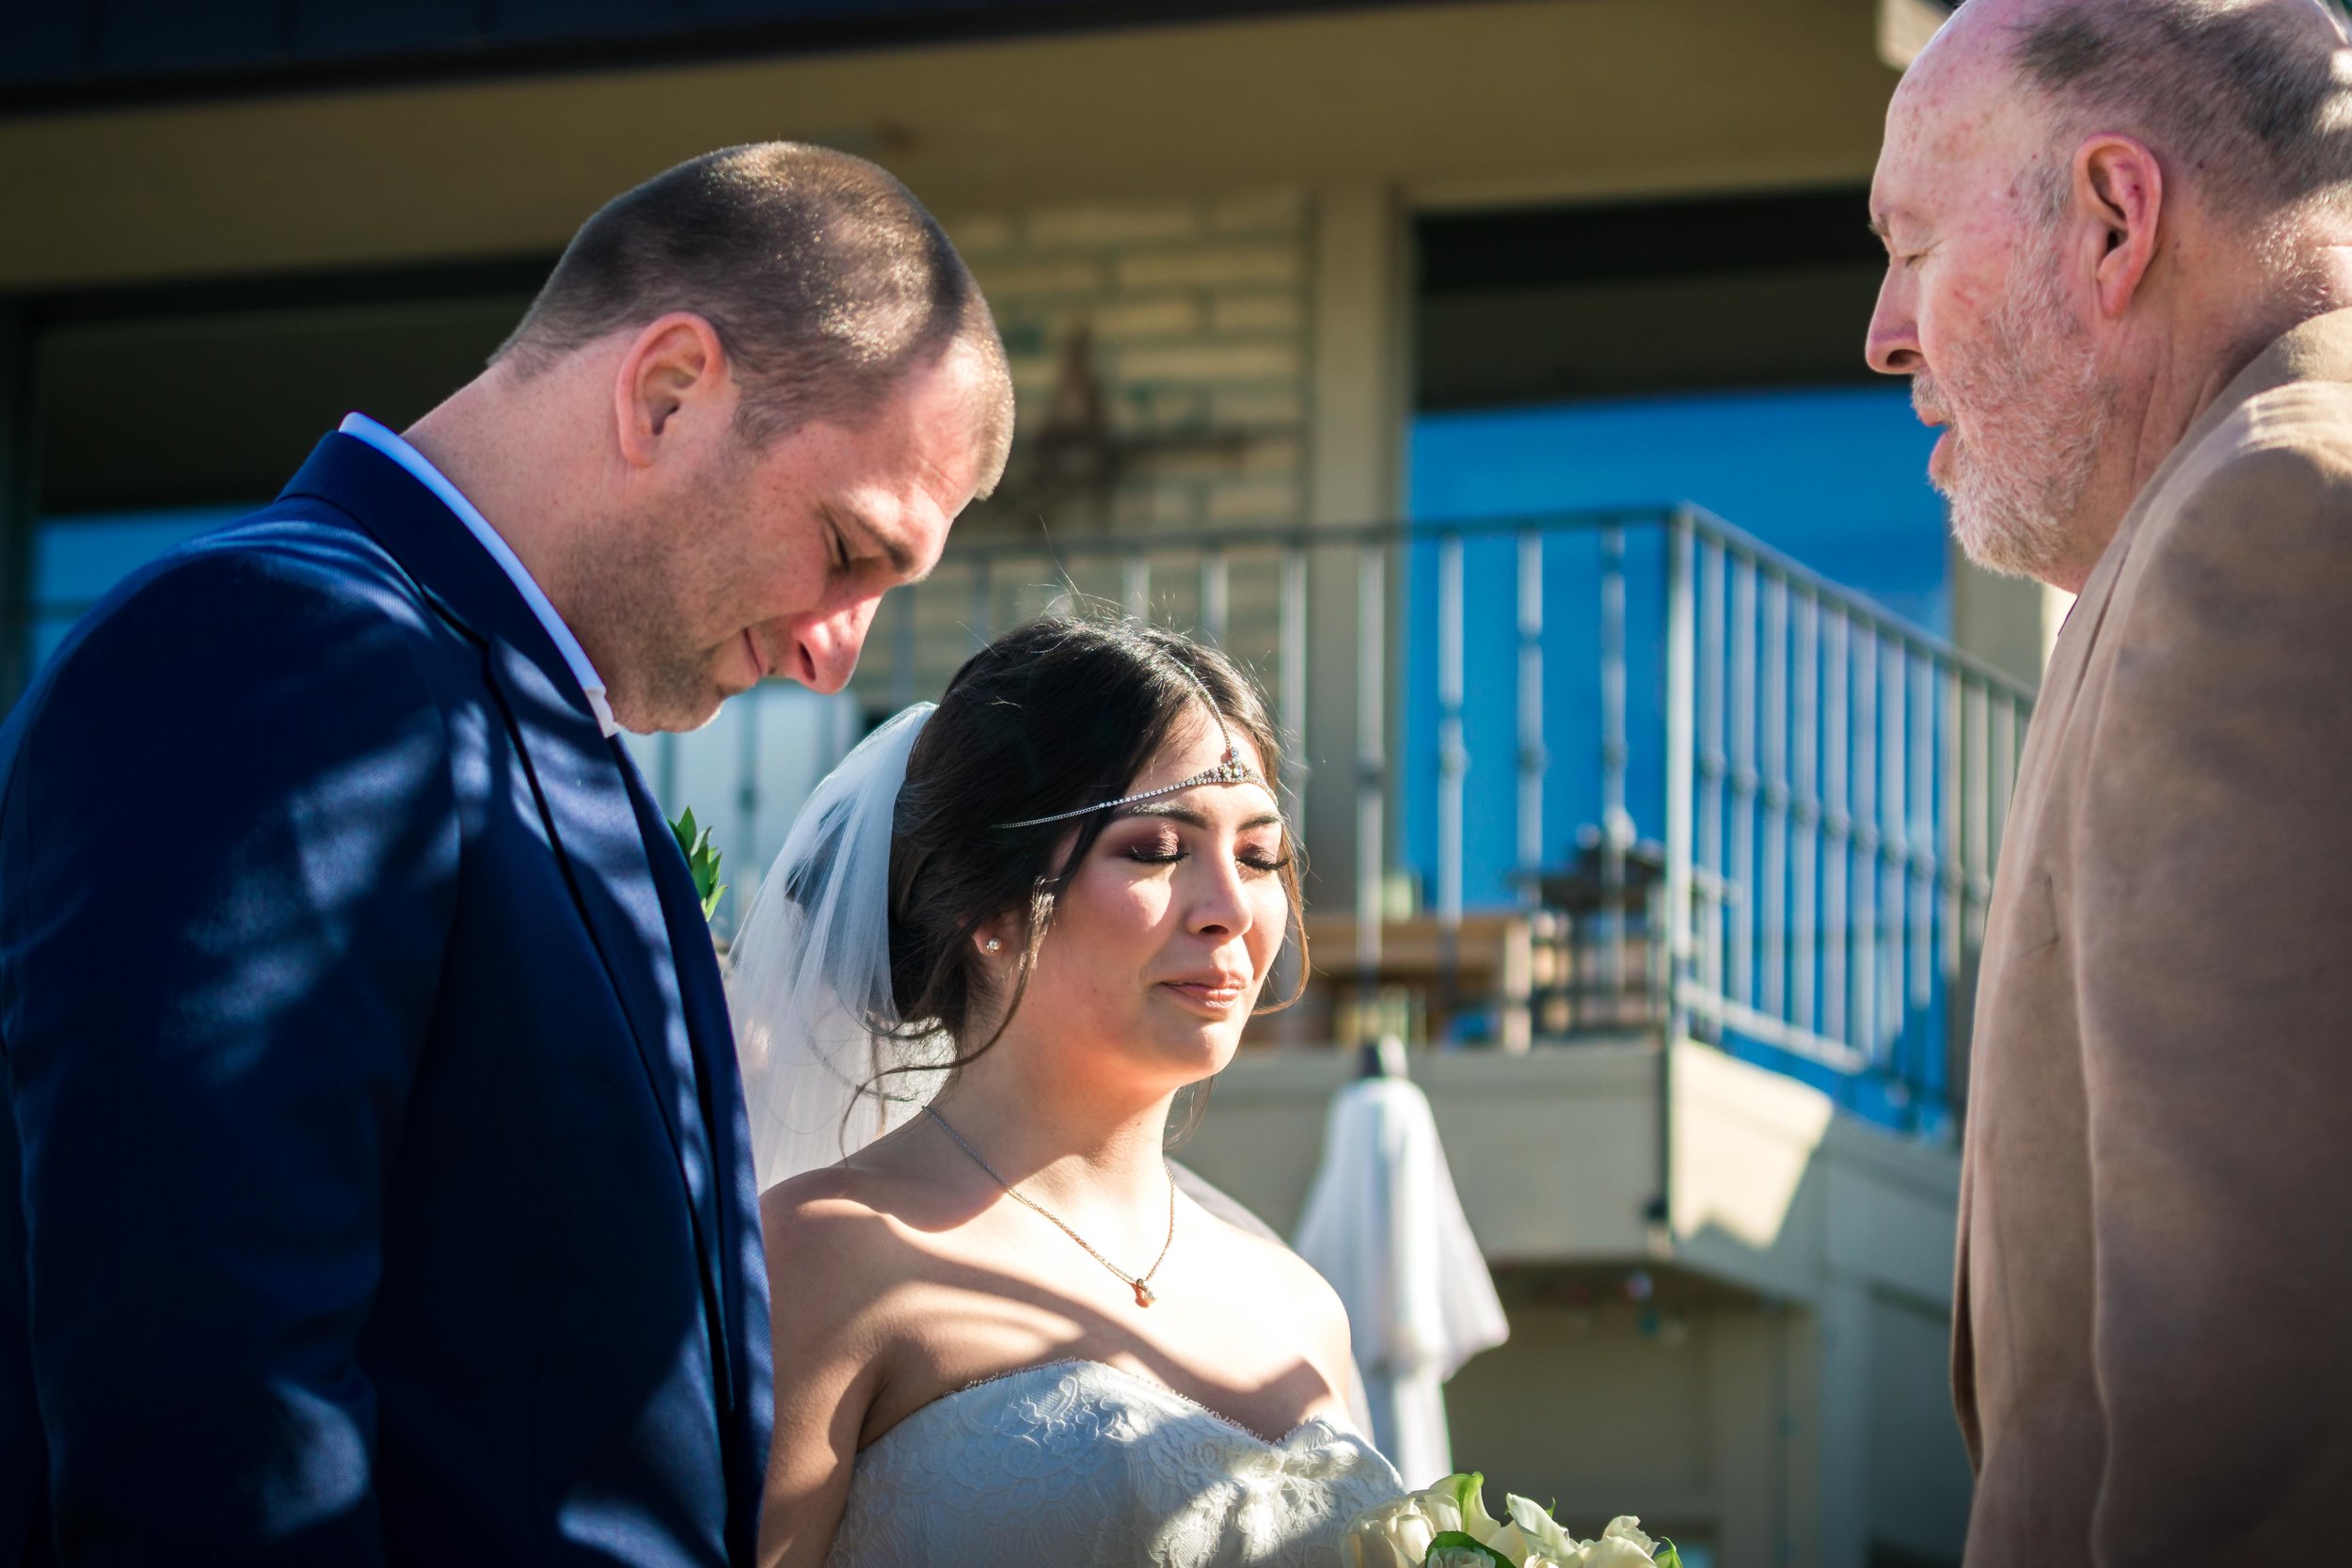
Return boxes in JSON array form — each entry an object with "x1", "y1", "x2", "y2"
[{"x1": 2, "y1": 5, "x2": 2025, "y2": 1563}]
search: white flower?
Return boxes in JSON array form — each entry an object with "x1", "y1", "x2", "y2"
[
  {"x1": 1349, "y1": 1479, "x2": 1677, "y2": 1568},
  {"x1": 1483, "y1": 1524, "x2": 1539, "y2": 1563},
  {"x1": 1340, "y1": 1493, "x2": 1442, "y2": 1568},
  {"x1": 1578, "y1": 1517, "x2": 1665, "y2": 1568},
  {"x1": 1345, "y1": 1475, "x2": 1514, "y2": 1566},
  {"x1": 1504, "y1": 1494, "x2": 1582, "y2": 1565},
  {"x1": 1441, "y1": 1475, "x2": 1505, "y2": 1545}
]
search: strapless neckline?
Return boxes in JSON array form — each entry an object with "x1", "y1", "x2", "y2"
[
  {"x1": 827, "y1": 1355, "x2": 1406, "y2": 1568},
  {"x1": 866, "y1": 1356, "x2": 1343, "y2": 1456}
]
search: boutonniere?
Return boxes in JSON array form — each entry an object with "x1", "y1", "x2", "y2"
[{"x1": 667, "y1": 808, "x2": 727, "y2": 923}]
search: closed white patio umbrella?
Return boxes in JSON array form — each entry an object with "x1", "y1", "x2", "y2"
[{"x1": 1294, "y1": 1039, "x2": 1509, "y2": 1489}]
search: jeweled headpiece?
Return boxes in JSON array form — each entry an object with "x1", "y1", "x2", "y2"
[{"x1": 993, "y1": 659, "x2": 1270, "y2": 831}]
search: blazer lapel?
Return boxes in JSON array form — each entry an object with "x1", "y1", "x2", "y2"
[
  {"x1": 488, "y1": 642, "x2": 711, "y2": 1185},
  {"x1": 614, "y1": 742, "x2": 770, "y2": 1539},
  {"x1": 491, "y1": 650, "x2": 737, "y2": 1421}
]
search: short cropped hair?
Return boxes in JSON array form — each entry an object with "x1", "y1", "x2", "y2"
[
  {"x1": 2004, "y1": 0, "x2": 2352, "y2": 230},
  {"x1": 499, "y1": 142, "x2": 1013, "y2": 495}
]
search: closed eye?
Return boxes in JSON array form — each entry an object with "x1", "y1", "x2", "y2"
[
  {"x1": 1127, "y1": 835, "x2": 1184, "y2": 865},
  {"x1": 1238, "y1": 840, "x2": 1292, "y2": 874},
  {"x1": 1120, "y1": 834, "x2": 1291, "y2": 873}
]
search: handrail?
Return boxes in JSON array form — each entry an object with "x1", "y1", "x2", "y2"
[
  {"x1": 867, "y1": 504, "x2": 2031, "y2": 1134},
  {"x1": 13, "y1": 502, "x2": 2033, "y2": 1137},
  {"x1": 915, "y1": 505, "x2": 2037, "y2": 704}
]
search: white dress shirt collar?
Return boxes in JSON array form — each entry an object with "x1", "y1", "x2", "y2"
[{"x1": 338, "y1": 413, "x2": 619, "y2": 738}]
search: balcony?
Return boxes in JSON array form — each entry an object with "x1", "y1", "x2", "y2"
[
  {"x1": 719, "y1": 503, "x2": 2017, "y2": 1557},
  {"x1": 20, "y1": 497, "x2": 2006, "y2": 1559},
  {"x1": 649, "y1": 502, "x2": 2034, "y2": 1138}
]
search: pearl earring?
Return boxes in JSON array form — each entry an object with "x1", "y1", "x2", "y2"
[{"x1": 984, "y1": 938, "x2": 1003, "y2": 953}]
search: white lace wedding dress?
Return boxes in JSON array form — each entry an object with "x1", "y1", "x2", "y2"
[{"x1": 824, "y1": 1358, "x2": 1407, "y2": 1567}]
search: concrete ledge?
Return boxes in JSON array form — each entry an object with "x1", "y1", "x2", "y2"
[{"x1": 1187, "y1": 1038, "x2": 1962, "y2": 1309}]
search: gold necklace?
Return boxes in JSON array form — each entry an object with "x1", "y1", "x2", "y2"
[{"x1": 923, "y1": 1104, "x2": 1177, "y2": 1307}]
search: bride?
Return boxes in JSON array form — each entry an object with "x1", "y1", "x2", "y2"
[{"x1": 728, "y1": 615, "x2": 1405, "y2": 1566}]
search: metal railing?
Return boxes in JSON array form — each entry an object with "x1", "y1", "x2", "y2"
[
  {"x1": 845, "y1": 505, "x2": 2034, "y2": 1130},
  {"x1": 10, "y1": 504, "x2": 2034, "y2": 1128},
  {"x1": 1661, "y1": 509, "x2": 2032, "y2": 1130}
]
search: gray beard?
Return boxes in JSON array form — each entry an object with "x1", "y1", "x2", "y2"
[{"x1": 1928, "y1": 255, "x2": 2117, "y2": 584}]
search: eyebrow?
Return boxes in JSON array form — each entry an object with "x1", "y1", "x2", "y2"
[{"x1": 1115, "y1": 801, "x2": 1287, "y2": 832}]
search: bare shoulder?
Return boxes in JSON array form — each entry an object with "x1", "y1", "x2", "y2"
[
  {"x1": 761, "y1": 1165, "x2": 890, "y2": 1256},
  {"x1": 759, "y1": 1165, "x2": 922, "y2": 1347},
  {"x1": 1191, "y1": 1197, "x2": 1359, "y2": 1381}
]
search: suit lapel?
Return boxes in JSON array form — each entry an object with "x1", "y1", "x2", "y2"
[
  {"x1": 488, "y1": 642, "x2": 712, "y2": 1186},
  {"x1": 490, "y1": 651, "x2": 737, "y2": 1430},
  {"x1": 614, "y1": 742, "x2": 771, "y2": 1544}
]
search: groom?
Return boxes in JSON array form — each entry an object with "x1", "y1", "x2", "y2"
[
  {"x1": 0, "y1": 143, "x2": 1010, "y2": 1565},
  {"x1": 1869, "y1": 0, "x2": 2352, "y2": 1560}
]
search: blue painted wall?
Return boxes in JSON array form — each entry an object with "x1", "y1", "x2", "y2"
[
  {"x1": 1402, "y1": 385, "x2": 1956, "y2": 1125},
  {"x1": 1402, "y1": 383, "x2": 1946, "y2": 907}
]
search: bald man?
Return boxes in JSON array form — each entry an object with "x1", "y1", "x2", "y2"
[{"x1": 1867, "y1": 1, "x2": 2352, "y2": 1561}]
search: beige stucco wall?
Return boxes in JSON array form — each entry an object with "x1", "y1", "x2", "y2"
[
  {"x1": 8, "y1": 0, "x2": 2059, "y2": 698},
  {"x1": 1184, "y1": 1044, "x2": 1973, "y2": 1568},
  {"x1": 12, "y1": 0, "x2": 2059, "y2": 798},
  {"x1": 6, "y1": 10, "x2": 1994, "y2": 1559},
  {"x1": 0, "y1": 0, "x2": 1899, "y2": 292}
]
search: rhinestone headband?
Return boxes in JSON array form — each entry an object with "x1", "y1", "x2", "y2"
[{"x1": 993, "y1": 662, "x2": 1270, "y2": 832}]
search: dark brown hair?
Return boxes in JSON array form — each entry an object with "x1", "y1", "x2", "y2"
[
  {"x1": 498, "y1": 141, "x2": 1013, "y2": 492},
  {"x1": 881, "y1": 616, "x2": 1307, "y2": 1135}
]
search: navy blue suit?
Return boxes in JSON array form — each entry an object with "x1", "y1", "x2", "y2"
[{"x1": 0, "y1": 434, "x2": 771, "y2": 1565}]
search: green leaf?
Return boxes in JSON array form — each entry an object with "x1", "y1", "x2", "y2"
[
  {"x1": 1653, "y1": 1540, "x2": 1683, "y2": 1568},
  {"x1": 1425, "y1": 1533, "x2": 1515, "y2": 1568},
  {"x1": 668, "y1": 809, "x2": 727, "y2": 923}
]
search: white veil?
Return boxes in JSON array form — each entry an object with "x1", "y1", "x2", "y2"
[{"x1": 727, "y1": 703, "x2": 952, "y2": 1193}]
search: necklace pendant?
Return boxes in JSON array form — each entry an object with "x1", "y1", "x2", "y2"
[{"x1": 1133, "y1": 1280, "x2": 1156, "y2": 1308}]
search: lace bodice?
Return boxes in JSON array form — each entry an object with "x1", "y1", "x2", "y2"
[{"x1": 825, "y1": 1359, "x2": 1406, "y2": 1568}]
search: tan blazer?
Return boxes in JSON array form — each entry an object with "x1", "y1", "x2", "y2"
[{"x1": 1958, "y1": 309, "x2": 2352, "y2": 1566}]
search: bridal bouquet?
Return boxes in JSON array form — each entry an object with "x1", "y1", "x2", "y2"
[{"x1": 1343, "y1": 1473, "x2": 1680, "y2": 1568}]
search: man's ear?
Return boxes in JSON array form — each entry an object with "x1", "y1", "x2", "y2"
[
  {"x1": 2076, "y1": 135, "x2": 2165, "y2": 320},
  {"x1": 613, "y1": 312, "x2": 728, "y2": 468}
]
